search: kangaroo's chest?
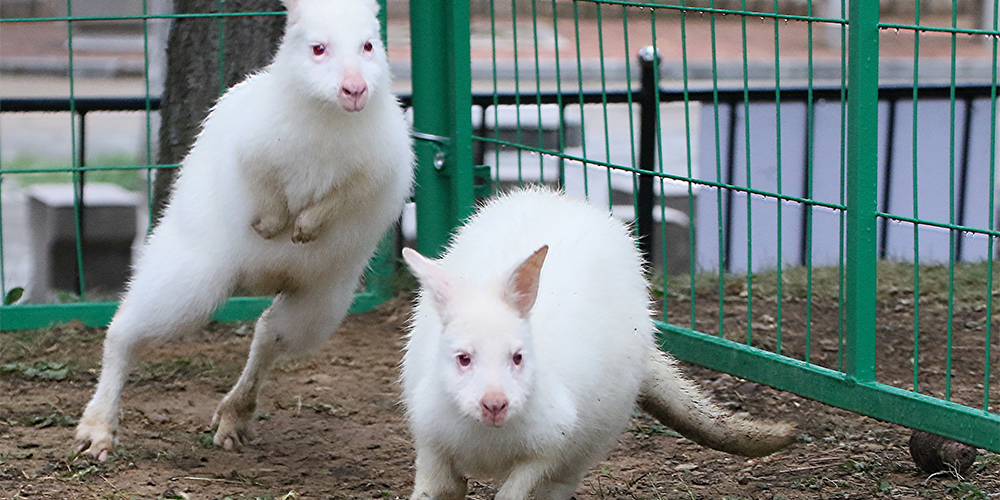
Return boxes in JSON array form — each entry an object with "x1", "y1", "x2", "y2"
[{"x1": 256, "y1": 124, "x2": 390, "y2": 212}]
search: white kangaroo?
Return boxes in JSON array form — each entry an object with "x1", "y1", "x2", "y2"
[
  {"x1": 74, "y1": 0, "x2": 413, "y2": 461},
  {"x1": 401, "y1": 188, "x2": 795, "y2": 500}
]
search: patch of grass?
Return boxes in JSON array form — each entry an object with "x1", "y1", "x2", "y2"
[
  {"x1": 133, "y1": 357, "x2": 217, "y2": 385},
  {"x1": 659, "y1": 260, "x2": 1000, "y2": 316},
  {"x1": 0, "y1": 320, "x2": 102, "y2": 374},
  {"x1": 630, "y1": 417, "x2": 682, "y2": 440},
  {"x1": 944, "y1": 481, "x2": 987, "y2": 500},
  {"x1": 971, "y1": 453, "x2": 1000, "y2": 475},
  {"x1": 3, "y1": 153, "x2": 149, "y2": 191},
  {"x1": 1, "y1": 361, "x2": 69, "y2": 381},
  {"x1": 17, "y1": 412, "x2": 78, "y2": 428}
]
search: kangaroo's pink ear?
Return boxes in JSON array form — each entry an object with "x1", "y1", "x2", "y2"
[
  {"x1": 403, "y1": 248, "x2": 455, "y2": 323},
  {"x1": 503, "y1": 245, "x2": 548, "y2": 318}
]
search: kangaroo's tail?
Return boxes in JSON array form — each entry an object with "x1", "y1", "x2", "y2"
[{"x1": 638, "y1": 351, "x2": 797, "y2": 457}]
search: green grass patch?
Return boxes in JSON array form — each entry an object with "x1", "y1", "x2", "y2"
[
  {"x1": 0, "y1": 320, "x2": 103, "y2": 377},
  {"x1": 133, "y1": 356, "x2": 218, "y2": 385},
  {"x1": 659, "y1": 260, "x2": 1000, "y2": 309},
  {"x1": 2, "y1": 153, "x2": 150, "y2": 191},
  {"x1": 1, "y1": 361, "x2": 70, "y2": 380}
]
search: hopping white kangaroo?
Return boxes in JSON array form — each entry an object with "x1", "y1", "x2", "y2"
[
  {"x1": 401, "y1": 188, "x2": 794, "y2": 500},
  {"x1": 74, "y1": 0, "x2": 413, "y2": 461}
]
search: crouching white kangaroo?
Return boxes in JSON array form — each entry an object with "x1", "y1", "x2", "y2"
[
  {"x1": 401, "y1": 188, "x2": 794, "y2": 500},
  {"x1": 74, "y1": 0, "x2": 413, "y2": 461}
]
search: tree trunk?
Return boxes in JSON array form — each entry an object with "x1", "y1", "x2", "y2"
[{"x1": 153, "y1": 0, "x2": 285, "y2": 222}]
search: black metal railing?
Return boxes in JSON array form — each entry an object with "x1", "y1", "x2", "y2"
[{"x1": 469, "y1": 59, "x2": 1000, "y2": 270}]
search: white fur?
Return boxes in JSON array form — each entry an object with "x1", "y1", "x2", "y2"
[
  {"x1": 402, "y1": 188, "x2": 796, "y2": 500},
  {"x1": 402, "y1": 188, "x2": 653, "y2": 500},
  {"x1": 74, "y1": 0, "x2": 413, "y2": 461}
]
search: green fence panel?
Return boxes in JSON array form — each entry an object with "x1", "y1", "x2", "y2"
[
  {"x1": 459, "y1": 0, "x2": 1000, "y2": 453},
  {"x1": 0, "y1": 0, "x2": 397, "y2": 330}
]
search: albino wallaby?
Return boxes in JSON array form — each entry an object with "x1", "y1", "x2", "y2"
[
  {"x1": 401, "y1": 188, "x2": 795, "y2": 500},
  {"x1": 74, "y1": 0, "x2": 413, "y2": 461}
]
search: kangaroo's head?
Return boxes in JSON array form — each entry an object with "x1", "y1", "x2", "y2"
[{"x1": 275, "y1": 0, "x2": 388, "y2": 112}]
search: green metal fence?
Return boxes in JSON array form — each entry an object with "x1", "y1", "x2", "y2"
[
  {"x1": 0, "y1": 1, "x2": 396, "y2": 330},
  {"x1": 3, "y1": 0, "x2": 1000, "y2": 453}
]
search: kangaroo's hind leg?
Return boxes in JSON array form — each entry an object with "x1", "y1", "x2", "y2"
[
  {"x1": 75, "y1": 243, "x2": 237, "y2": 461},
  {"x1": 212, "y1": 283, "x2": 353, "y2": 449}
]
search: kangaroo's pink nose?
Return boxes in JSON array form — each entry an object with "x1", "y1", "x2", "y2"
[
  {"x1": 338, "y1": 75, "x2": 368, "y2": 112},
  {"x1": 480, "y1": 391, "x2": 509, "y2": 427}
]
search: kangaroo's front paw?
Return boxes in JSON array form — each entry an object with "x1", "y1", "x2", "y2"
[
  {"x1": 74, "y1": 414, "x2": 118, "y2": 462},
  {"x1": 212, "y1": 401, "x2": 255, "y2": 451},
  {"x1": 291, "y1": 213, "x2": 323, "y2": 244},
  {"x1": 251, "y1": 213, "x2": 289, "y2": 240}
]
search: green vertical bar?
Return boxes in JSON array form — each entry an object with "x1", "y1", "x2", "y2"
[
  {"x1": 531, "y1": 0, "x2": 545, "y2": 180},
  {"x1": 510, "y1": 0, "x2": 523, "y2": 185},
  {"x1": 984, "y1": 0, "x2": 999, "y2": 412},
  {"x1": 740, "y1": 0, "x2": 753, "y2": 346},
  {"x1": 551, "y1": 0, "x2": 566, "y2": 189},
  {"x1": 622, "y1": 7, "x2": 638, "y2": 223},
  {"x1": 217, "y1": 0, "x2": 225, "y2": 96},
  {"x1": 0, "y1": 56, "x2": 6, "y2": 299},
  {"x1": 679, "y1": 0, "x2": 696, "y2": 329},
  {"x1": 945, "y1": 0, "x2": 959, "y2": 401},
  {"x1": 490, "y1": 0, "x2": 501, "y2": 186},
  {"x1": 710, "y1": 0, "x2": 725, "y2": 338},
  {"x1": 772, "y1": 0, "x2": 783, "y2": 355},
  {"x1": 67, "y1": 0, "x2": 86, "y2": 299},
  {"x1": 572, "y1": 1, "x2": 589, "y2": 197},
  {"x1": 377, "y1": 0, "x2": 387, "y2": 47},
  {"x1": 911, "y1": 0, "x2": 922, "y2": 394},
  {"x1": 597, "y1": 3, "x2": 612, "y2": 210},
  {"x1": 844, "y1": 0, "x2": 880, "y2": 383},
  {"x1": 804, "y1": 0, "x2": 815, "y2": 364},
  {"x1": 363, "y1": 231, "x2": 397, "y2": 307},
  {"x1": 836, "y1": 0, "x2": 847, "y2": 373},
  {"x1": 410, "y1": 0, "x2": 474, "y2": 257},
  {"x1": 360, "y1": 0, "x2": 396, "y2": 307},
  {"x1": 143, "y1": 0, "x2": 156, "y2": 230}
]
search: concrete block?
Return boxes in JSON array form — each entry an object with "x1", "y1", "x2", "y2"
[{"x1": 26, "y1": 183, "x2": 141, "y2": 302}]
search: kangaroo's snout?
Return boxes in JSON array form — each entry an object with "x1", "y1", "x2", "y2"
[
  {"x1": 480, "y1": 391, "x2": 509, "y2": 427},
  {"x1": 339, "y1": 74, "x2": 369, "y2": 112}
]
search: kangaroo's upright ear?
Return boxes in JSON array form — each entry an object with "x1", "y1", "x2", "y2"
[
  {"x1": 361, "y1": 0, "x2": 380, "y2": 15},
  {"x1": 280, "y1": 0, "x2": 301, "y2": 24},
  {"x1": 403, "y1": 248, "x2": 456, "y2": 323},
  {"x1": 503, "y1": 245, "x2": 548, "y2": 318}
]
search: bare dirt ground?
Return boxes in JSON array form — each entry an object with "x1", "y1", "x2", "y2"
[{"x1": 3, "y1": 273, "x2": 1000, "y2": 500}]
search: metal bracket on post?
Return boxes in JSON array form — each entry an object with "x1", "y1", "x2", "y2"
[
  {"x1": 411, "y1": 131, "x2": 451, "y2": 171},
  {"x1": 637, "y1": 46, "x2": 661, "y2": 262}
]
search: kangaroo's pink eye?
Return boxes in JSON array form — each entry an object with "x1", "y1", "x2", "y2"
[
  {"x1": 457, "y1": 353, "x2": 472, "y2": 367},
  {"x1": 512, "y1": 352, "x2": 523, "y2": 366},
  {"x1": 312, "y1": 44, "x2": 326, "y2": 57},
  {"x1": 363, "y1": 41, "x2": 374, "y2": 53}
]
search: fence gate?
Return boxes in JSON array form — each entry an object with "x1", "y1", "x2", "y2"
[{"x1": 407, "y1": 0, "x2": 1000, "y2": 453}]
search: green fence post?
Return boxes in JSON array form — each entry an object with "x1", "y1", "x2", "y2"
[
  {"x1": 350, "y1": 0, "x2": 397, "y2": 312},
  {"x1": 845, "y1": 0, "x2": 880, "y2": 383},
  {"x1": 409, "y1": 0, "x2": 475, "y2": 257}
]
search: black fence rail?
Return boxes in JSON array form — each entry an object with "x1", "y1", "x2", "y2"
[{"x1": 469, "y1": 63, "x2": 1000, "y2": 270}]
